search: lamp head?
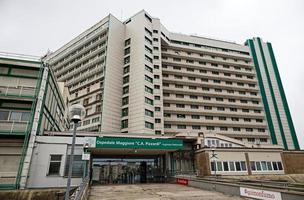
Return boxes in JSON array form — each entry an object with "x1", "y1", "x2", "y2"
[{"x1": 68, "y1": 104, "x2": 86, "y2": 123}]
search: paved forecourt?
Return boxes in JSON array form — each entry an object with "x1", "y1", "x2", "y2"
[{"x1": 89, "y1": 183, "x2": 246, "y2": 200}]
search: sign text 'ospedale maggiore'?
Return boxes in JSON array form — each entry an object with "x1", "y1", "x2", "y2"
[{"x1": 93, "y1": 137, "x2": 183, "y2": 150}]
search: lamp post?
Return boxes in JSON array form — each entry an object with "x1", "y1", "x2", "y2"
[
  {"x1": 83, "y1": 143, "x2": 89, "y2": 180},
  {"x1": 211, "y1": 146, "x2": 217, "y2": 178},
  {"x1": 65, "y1": 104, "x2": 86, "y2": 200}
]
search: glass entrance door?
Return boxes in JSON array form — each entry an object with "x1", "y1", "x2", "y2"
[{"x1": 91, "y1": 156, "x2": 164, "y2": 184}]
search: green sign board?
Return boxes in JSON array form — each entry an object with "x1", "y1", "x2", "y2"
[{"x1": 95, "y1": 137, "x2": 183, "y2": 150}]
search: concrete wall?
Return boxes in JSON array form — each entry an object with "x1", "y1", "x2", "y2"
[
  {"x1": 195, "y1": 152, "x2": 210, "y2": 176},
  {"x1": 27, "y1": 136, "x2": 85, "y2": 188},
  {"x1": 101, "y1": 14, "x2": 125, "y2": 133}
]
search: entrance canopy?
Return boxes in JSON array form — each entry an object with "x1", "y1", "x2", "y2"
[{"x1": 84, "y1": 136, "x2": 184, "y2": 155}]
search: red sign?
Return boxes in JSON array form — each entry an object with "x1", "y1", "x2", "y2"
[{"x1": 176, "y1": 178, "x2": 188, "y2": 185}]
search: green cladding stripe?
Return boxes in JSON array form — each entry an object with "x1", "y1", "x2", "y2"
[
  {"x1": 257, "y1": 38, "x2": 288, "y2": 149},
  {"x1": 247, "y1": 39, "x2": 278, "y2": 145},
  {"x1": 267, "y1": 42, "x2": 300, "y2": 150}
]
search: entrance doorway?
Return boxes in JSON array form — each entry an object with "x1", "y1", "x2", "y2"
[{"x1": 91, "y1": 156, "x2": 166, "y2": 185}]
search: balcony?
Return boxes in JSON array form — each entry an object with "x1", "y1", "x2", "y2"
[
  {"x1": 0, "y1": 86, "x2": 36, "y2": 100},
  {"x1": 0, "y1": 121, "x2": 29, "y2": 135}
]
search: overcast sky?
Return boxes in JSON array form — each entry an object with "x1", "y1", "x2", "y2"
[{"x1": 0, "y1": 0, "x2": 303, "y2": 148}]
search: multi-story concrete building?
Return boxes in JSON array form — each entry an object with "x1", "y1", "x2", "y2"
[
  {"x1": 0, "y1": 52, "x2": 68, "y2": 189},
  {"x1": 46, "y1": 10, "x2": 299, "y2": 150}
]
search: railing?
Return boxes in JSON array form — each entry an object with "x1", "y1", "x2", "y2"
[
  {"x1": 0, "y1": 86, "x2": 36, "y2": 98},
  {"x1": 70, "y1": 177, "x2": 90, "y2": 200},
  {"x1": 0, "y1": 121, "x2": 29, "y2": 134}
]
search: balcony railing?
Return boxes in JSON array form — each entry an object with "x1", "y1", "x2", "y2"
[
  {"x1": 0, "y1": 121, "x2": 29, "y2": 134},
  {"x1": 0, "y1": 86, "x2": 36, "y2": 99}
]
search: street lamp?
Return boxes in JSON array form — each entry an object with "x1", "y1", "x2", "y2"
[
  {"x1": 65, "y1": 104, "x2": 86, "y2": 200},
  {"x1": 211, "y1": 146, "x2": 217, "y2": 178}
]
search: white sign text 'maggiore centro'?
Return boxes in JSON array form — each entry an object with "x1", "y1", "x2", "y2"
[{"x1": 240, "y1": 187, "x2": 282, "y2": 200}]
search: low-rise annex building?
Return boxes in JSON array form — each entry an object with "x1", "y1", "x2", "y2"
[{"x1": 0, "y1": 52, "x2": 69, "y2": 189}]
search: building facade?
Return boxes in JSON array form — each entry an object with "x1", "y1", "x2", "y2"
[
  {"x1": 0, "y1": 52, "x2": 68, "y2": 189},
  {"x1": 46, "y1": 10, "x2": 299, "y2": 150}
]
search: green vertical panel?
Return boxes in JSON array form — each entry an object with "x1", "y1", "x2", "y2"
[
  {"x1": 247, "y1": 39, "x2": 278, "y2": 145},
  {"x1": 267, "y1": 42, "x2": 300, "y2": 150},
  {"x1": 257, "y1": 38, "x2": 288, "y2": 149}
]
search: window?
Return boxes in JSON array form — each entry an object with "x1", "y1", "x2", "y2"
[
  {"x1": 124, "y1": 56, "x2": 130, "y2": 64},
  {"x1": 125, "y1": 38, "x2": 131, "y2": 46},
  {"x1": 144, "y1": 65, "x2": 153, "y2": 74},
  {"x1": 277, "y1": 162, "x2": 283, "y2": 170},
  {"x1": 145, "y1": 121, "x2": 154, "y2": 129},
  {"x1": 155, "y1": 107, "x2": 161, "y2": 111},
  {"x1": 176, "y1": 104, "x2": 185, "y2": 108},
  {"x1": 0, "y1": 110, "x2": 9, "y2": 120},
  {"x1": 122, "y1": 108, "x2": 128, "y2": 117},
  {"x1": 21, "y1": 112, "x2": 30, "y2": 121},
  {"x1": 145, "y1": 14, "x2": 152, "y2": 22},
  {"x1": 190, "y1": 95, "x2": 198, "y2": 99},
  {"x1": 272, "y1": 162, "x2": 278, "y2": 170},
  {"x1": 177, "y1": 125, "x2": 186, "y2": 129},
  {"x1": 153, "y1": 38, "x2": 159, "y2": 42},
  {"x1": 164, "y1": 124, "x2": 171, "y2": 128},
  {"x1": 145, "y1": 27, "x2": 152, "y2": 36},
  {"x1": 261, "y1": 161, "x2": 267, "y2": 171},
  {"x1": 48, "y1": 155, "x2": 62, "y2": 175},
  {"x1": 217, "y1": 107, "x2": 225, "y2": 111},
  {"x1": 123, "y1": 66, "x2": 130, "y2": 74},
  {"x1": 229, "y1": 162, "x2": 235, "y2": 171},
  {"x1": 145, "y1": 109, "x2": 154, "y2": 117},
  {"x1": 206, "y1": 126, "x2": 214, "y2": 130},
  {"x1": 251, "y1": 161, "x2": 256, "y2": 171},
  {"x1": 205, "y1": 116, "x2": 213, "y2": 120},
  {"x1": 153, "y1": 30, "x2": 158, "y2": 33},
  {"x1": 145, "y1": 97, "x2": 153, "y2": 105},
  {"x1": 145, "y1": 55, "x2": 152, "y2": 63},
  {"x1": 124, "y1": 47, "x2": 130, "y2": 55},
  {"x1": 191, "y1": 105, "x2": 199, "y2": 109},
  {"x1": 155, "y1": 118, "x2": 161, "y2": 123},
  {"x1": 83, "y1": 119, "x2": 90, "y2": 126},
  {"x1": 219, "y1": 116, "x2": 226, "y2": 120},
  {"x1": 256, "y1": 162, "x2": 262, "y2": 171},
  {"x1": 216, "y1": 162, "x2": 222, "y2": 171},
  {"x1": 177, "y1": 114, "x2": 185, "y2": 118},
  {"x1": 121, "y1": 119, "x2": 128, "y2": 128},
  {"x1": 145, "y1": 86, "x2": 153, "y2": 94},
  {"x1": 192, "y1": 115, "x2": 200, "y2": 119},
  {"x1": 145, "y1": 75, "x2": 153, "y2": 83},
  {"x1": 204, "y1": 106, "x2": 212, "y2": 110},
  {"x1": 145, "y1": 45, "x2": 152, "y2": 54},
  {"x1": 154, "y1": 65, "x2": 159, "y2": 69},
  {"x1": 10, "y1": 111, "x2": 22, "y2": 121},
  {"x1": 123, "y1": 86, "x2": 129, "y2": 94},
  {"x1": 267, "y1": 162, "x2": 272, "y2": 170},
  {"x1": 241, "y1": 161, "x2": 247, "y2": 171},
  {"x1": 154, "y1": 85, "x2": 160, "y2": 89},
  {"x1": 223, "y1": 162, "x2": 229, "y2": 171},
  {"x1": 235, "y1": 162, "x2": 241, "y2": 171},
  {"x1": 176, "y1": 94, "x2": 184, "y2": 98},
  {"x1": 92, "y1": 117, "x2": 100, "y2": 123},
  {"x1": 64, "y1": 155, "x2": 84, "y2": 177},
  {"x1": 155, "y1": 96, "x2": 160, "y2": 100},
  {"x1": 154, "y1": 75, "x2": 160, "y2": 79},
  {"x1": 123, "y1": 75, "x2": 129, "y2": 84},
  {"x1": 192, "y1": 125, "x2": 200, "y2": 130},
  {"x1": 122, "y1": 96, "x2": 129, "y2": 106}
]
